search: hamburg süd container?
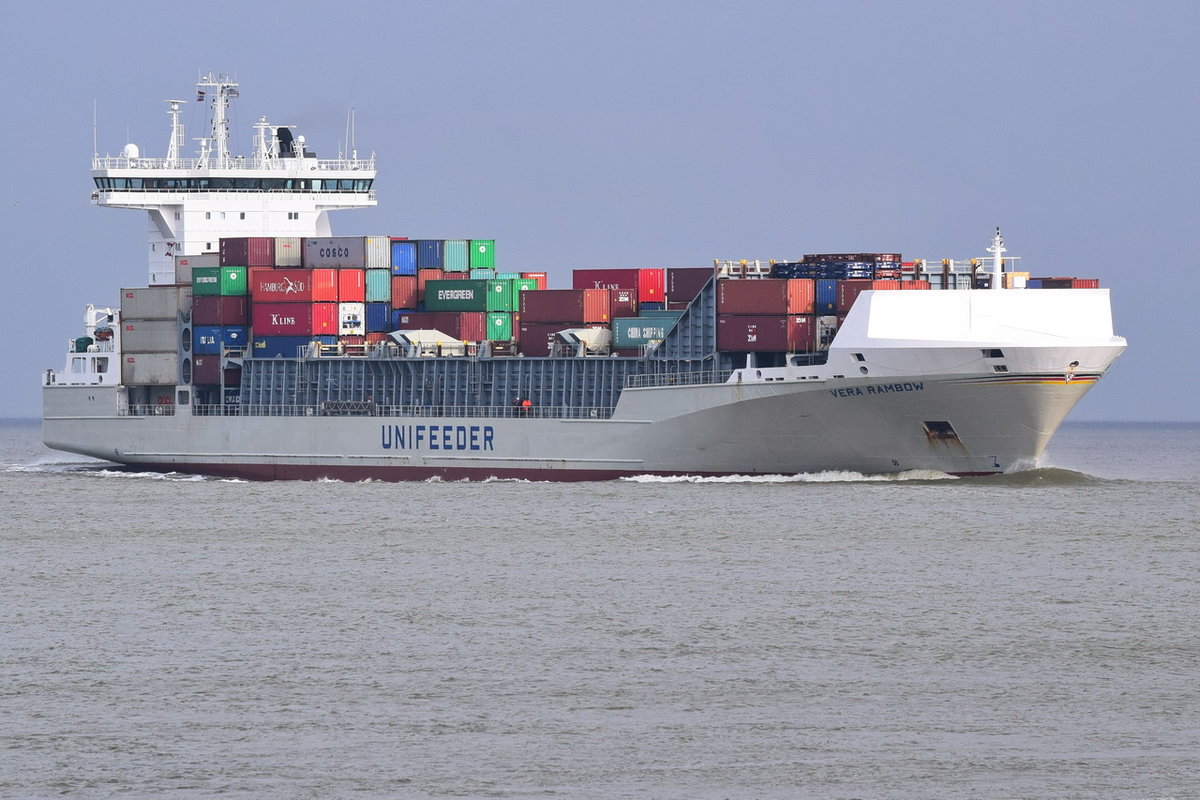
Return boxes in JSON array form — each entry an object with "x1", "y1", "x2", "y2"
[
  {"x1": 303, "y1": 236, "x2": 367, "y2": 269},
  {"x1": 251, "y1": 269, "x2": 316, "y2": 302},
  {"x1": 469, "y1": 239, "x2": 495, "y2": 269},
  {"x1": 220, "y1": 236, "x2": 275, "y2": 267}
]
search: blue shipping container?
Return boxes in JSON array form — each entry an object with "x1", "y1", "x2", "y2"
[
  {"x1": 816, "y1": 279, "x2": 838, "y2": 314},
  {"x1": 251, "y1": 335, "x2": 313, "y2": 358},
  {"x1": 390, "y1": 241, "x2": 417, "y2": 275},
  {"x1": 194, "y1": 325, "x2": 249, "y2": 355},
  {"x1": 366, "y1": 302, "x2": 392, "y2": 332},
  {"x1": 417, "y1": 240, "x2": 444, "y2": 269}
]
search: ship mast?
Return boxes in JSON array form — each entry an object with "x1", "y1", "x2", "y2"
[{"x1": 986, "y1": 227, "x2": 1006, "y2": 290}]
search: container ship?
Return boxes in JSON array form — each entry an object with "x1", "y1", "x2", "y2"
[{"x1": 42, "y1": 73, "x2": 1127, "y2": 481}]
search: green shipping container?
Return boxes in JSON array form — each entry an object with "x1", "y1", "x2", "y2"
[
  {"x1": 486, "y1": 279, "x2": 516, "y2": 312},
  {"x1": 365, "y1": 269, "x2": 392, "y2": 302},
  {"x1": 424, "y1": 279, "x2": 488, "y2": 311},
  {"x1": 192, "y1": 266, "x2": 246, "y2": 296},
  {"x1": 487, "y1": 312, "x2": 513, "y2": 341},
  {"x1": 443, "y1": 239, "x2": 470, "y2": 272},
  {"x1": 612, "y1": 317, "x2": 673, "y2": 348},
  {"x1": 469, "y1": 239, "x2": 495, "y2": 268},
  {"x1": 511, "y1": 278, "x2": 538, "y2": 309}
]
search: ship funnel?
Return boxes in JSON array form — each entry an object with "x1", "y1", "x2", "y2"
[{"x1": 277, "y1": 127, "x2": 294, "y2": 157}]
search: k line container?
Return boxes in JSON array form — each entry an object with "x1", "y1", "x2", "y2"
[
  {"x1": 251, "y1": 269, "x2": 316, "y2": 302},
  {"x1": 121, "y1": 286, "x2": 192, "y2": 320},
  {"x1": 303, "y1": 236, "x2": 366, "y2": 269},
  {"x1": 469, "y1": 239, "x2": 495, "y2": 269},
  {"x1": 573, "y1": 268, "x2": 638, "y2": 291},
  {"x1": 191, "y1": 296, "x2": 248, "y2": 326},
  {"x1": 252, "y1": 302, "x2": 313, "y2": 336},
  {"x1": 220, "y1": 236, "x2": 275, "y2": 267},
  {"x1": 390, "y1": 240, "x2": 417, "y2": 276},
  {"x1": 443, "y1": 240, "x2": 470, "y2": 272},
  {"x1": 121, "y1": 319, "x2": 180, "y2": 353}
]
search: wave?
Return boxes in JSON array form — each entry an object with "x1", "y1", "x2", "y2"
[
  {"x1": 622, "y1": 469, "x2": 957, "y2": 484},
  {"x1": 3, "y1": 461, "x2": 219, "y2": 482}
]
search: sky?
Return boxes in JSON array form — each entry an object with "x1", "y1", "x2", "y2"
[{"x1": 1, "y1": 0, "x2": 1196, "y2": 421}]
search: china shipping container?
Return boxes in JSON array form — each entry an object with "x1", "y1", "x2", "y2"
[
  {"x1": 193, "y1": 326, "x2": 248, "y2": 355},
  {"x1": 251, "y1": 302, "x2": 313, "y2": 336},
  {"x1": 612, "y1": 317, "x2": 673, "y2": 348},
  {"x1": 716, "y1": 314, "x2": 815, "y2": 352},
  {"x1": 390, "y1": 239, "x2": 417, "y2": 275},
  {"x1": 391, "y1": 275, "x2": 418, "y2": 309},
  {"x1": 469, "y1": 239, "x2": 495, "y2": 268},
  {"x1": 520, "y1": 288, "x2": 610, "y2": 324},
  {"x1": 443, "y1": 239, "x2": 470, "y2": 272},
  {"x1": 424, "y1": 279, "x2": 489, "y2": 312},
  {"x1": 417, "y1": 239, "x2": 444, "y2": 269},
  {"x1": 192, "y1": 295, "x2": 248, "y2": 326},
  {"x1": 303, "y1": 236, "x2": 367, "y2": 269},
  {"x1": 339, "y1": 302, "x2": 366, "y2": 336},
  {"x1": 274, "y1": 237, "x2": 302, "y2": 267},
  {"x1": 251, "y1": 269, "x2": 316, "y2": 302},
  {"x1": 717, "y1": 278, "x2": 815, "y2": 315},
  {"x1": 220, "y1": 236, "x2": 275, "y2": 267},
  {"x1": 121, "y1": 352, "x2": 178, "y2": 385},
  {"x1": 121, "y1": 286, "x2": 192, "y2": 320},
  {"x1": 365, "y1": 269, "x2": 392, "y2": 303},
  {"x1": 337, "y1": 269, "x2": 366, "y2": 303},
  {"x1": 121, "y1": 319, "x2": 180, "y2": 353},
  {"x1": 364, "y1": 236, "x2": 391, "y2": 269},
  {"x1": 666, "y1": 267, "x2": 712, "y2": 304}
]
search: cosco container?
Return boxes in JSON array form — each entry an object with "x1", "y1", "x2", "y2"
[
  {"x1": 417, "y1": 239, "x2": 444, "y2": 270},
  {"x1": 469, "y1": 239, "x2": 495, "y2": 268},
  {"x1": 486, "y1": 312, "x2": 513, "y2": 341},
  {"x1": 339, "y1": 302, "x2": 366, "y2": 336},
  {"x1": 251, "y1": 269, "x2": 315, "y2": 302},
  {"x1": 443, "y1": 239, "x2": 470, "y2": 272},
  {"x1": 716, "y1": 314, "x2": 814, "y2": 352},
  {"x1": 251, "y1": 335, "x2": 314, "y2": 358},
  {"x1": 121, "y1": 352, "x2": 179, "y2": 385},
  {"x1": 424, "y1": 279, "x2": 489, "y2": 311},
  {"x1": 274, "y1": 236, "x2": 303, "y2": 267},
  {"x1": 390, "y1": 239, "x2": 417, "y2": 275},
  {"x1": 193, "y1": 326, "x2": 248, "y2": 355},
  {"x1": 252, "y1": 302, "x2": 313, "y2": 336},
  {"x1": 220, "y1": 236, "x2": 275, "y2": 267},
  {"x1": 192, "y1": 296, "x2": 248, "y2": 326},
  {"x1": 364, "y1": 236, "x2": 391, "y2": 269},
  {"x1": 391, "y1": 275, "x2": 418, "y2": 309},
  {"x1": 365, "y1": 269, "x2": 392, "y2": 303},
  {"x1": 366, "y1": 302, "x2": 392, "y2": 333},
  {"x1": 121, "y1": 319, "x2": 180, "y2": 353},
  {"x1": 121, "y1": 286, "x2": 192, "y2": 320},
  {"x1": 303, "y1": 236, "x2": 366, "y2": 269}
]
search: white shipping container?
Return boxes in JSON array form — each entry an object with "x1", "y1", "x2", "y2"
[
  {"x1": 120, "y1": 286, "x2": 192, "y2": 321},
  {"x1": 174, "y1": 253, "x2": 219, "y2": 284},
  {"x1": 364, "y1": 236, "x2": 391, "y2": 269},
  {"x1": 339, "y1": 302, "x2": 366, "y2": 336},
  {"x1": 274, "y1": 237, "x2": 303, "y2": 267},
  {"x1": 120, "y1": 318, "x2": 181, "y2": 353},
  {"x1": 121, "y1": 352, "x2": 179, "y2": 385}
]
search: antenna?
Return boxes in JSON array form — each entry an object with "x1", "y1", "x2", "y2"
[{"x1": 92, "y1": 99, "x2": 98, "y2": 159}]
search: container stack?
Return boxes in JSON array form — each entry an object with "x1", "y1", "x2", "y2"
[
  {"x1": 715, "y1": 277, "x2": 817, "y2": 353},
  {"x1": 120, "y1": 285, "x2": 192, "y2": 386}
]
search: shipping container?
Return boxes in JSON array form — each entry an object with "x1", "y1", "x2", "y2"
[
  {"x1": 900, "y1": 280, "x2": 931, "y2": 290},
  {"x1": 220, "y1": 236, "x2": 275, "y2": 267},
  {"x1": 638, "y1": 268, "x2": 666, "y2": 304},
  {"x1": 486, "y1": 279, "x2": 516, "y2": 312},
  {"x1": 521, "y1": 272, "x2": 548, "y2": 290},
  {"x1": 612, "y1": 317, "x2": 673, "y2": 348},
  {"x1": 815, "y1": 279, "x2": 838, "y2": 314},
  {"x1": 495, "y1": 272, "x2": 520, "y2": 280},
  {"x1": 717, "y1": 314, "x2": 815, "y2": 352},
  {"x1": 303, "y1": 236, "x2": 366, "y2": 269},
  {"x1": 339, "y1": 302, "x2": 366, "y2": 336},
  {"x1": 191, "y1": 266, "x2": 246, "y2": 296},
  {"x1": 487, "y1": 312, "x2": 513, "y2": 341},
  {"x1": 390, "y1": 239, "x2": 417, "y2": 276},
  {"x1": 458, "y1": 312, "x2": 487, "y2": 342},
  {"x1": 251, "y1": 268, "x2": 315, "y2": 302},
  {"x1": 192, "y1": 354, "x2": 241, "y2": 386},
  {"x1": 252, "y1": 302, "x2": 313, "y2": 336},
  {"x1": 391, "y1": 275, "x2": 418, "y2": 309},
  {"x1": 804, "y1": 252, "x2": 902, "y2": 263},
  {"x1": 121, "y1": 285, "x2": 192, "y2": 320},
  {"x1": 337, "y1": 269, "x2": 365, "y2": 303},
  {"x1": 516, "y1": 322, "x2": 566, "y2": 357},
  {"x1": 717, "y1": 278, "x2": 815, "y2": 315},
  {"x1": 417, "y1": 239, "x2": 444, "y2": 270},
  {"x1": 666, "y1": 267, "x2": 712, "y2": 303},
  {"x1": 311, "y1": 269, "x2": 338, "y2": 302},
  {"x1": 443, "y1": 239, "x2": 470, "y2": 272},
  {"x1": 469, "y1": 239, "x2": 495, "y2": 268},
  {"x1": 313, "y1": 303, "x2": 339, "y2": 336},
  {"x1": 193, "y1": 326, "x2": 248, "y2": 355},
  {"x1": 192, "y1": 295, "x2": 248, "y2": 326},
  {"x1": 121, "y1": 352, "x2": 179, "y2": 385},
  {"x1": 610, "y1": 288, "x2": 638, "y2": 318},
  {"x1": 470, "y1": 268, "x2": 496, "y2": 280},
  {"x1": 520, "y1": 288, "x2": 610, "y2": 324},
  {"x1": 274, "y1": 236, "x2": 303, "y2": 267},
  {"x1": 121, "y1": 319, "x2": 180, "y2": 353},
  {"x1": 417, "y1": 268, "x2": 444, "y2": 298},
  {"x1": 365, "y1": 269, "x2": 392, "y2": 303},
  {"x1": 573, "y1": 268, "x2": 639, "y2": 291},
  {"x1": 174, "y1": 253, "x2": 219, "y2": 285},
  {"x1": 870, "y1": 279, "x2": 902, "y2": 291},
  {"x1": 424, "y1": 279, "x2": 489, "y2": 311},
  {"x1": 836, "y1": 280, "x2": 874, "y2": 313},
  {"x1": 365, "y1": 332, "x2": 389, "y2": 345},
  {"x1": 1033, "y1": 277, "x2": 1100, "y2": 289},
  {"x1": 366, "y1": 302, "x2": 392, "y2": 333},
  {"x1": 364, "y1": 236, "x2": 390, "y2": 269},
  {"x1": 251, "y1": 335, "x2": 314, "y2": 358}
]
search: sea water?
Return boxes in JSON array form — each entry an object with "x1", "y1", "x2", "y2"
[{"x1": 1, "y1": 419, "x2": 1196, "y2": 799}]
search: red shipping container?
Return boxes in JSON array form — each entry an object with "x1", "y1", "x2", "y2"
[
  {"x1": 220, "y1": 236, "x2": 275, "y2": 267},
  {"x1": 312, "y1": 269, "x2": 338, "y2": 302},
  {"x1": 610, "y1": 288, "x2": 638, "y2": 318},
  {"x1": 192, "y1": 355, "x2": 242, "y2": 385},
  {"x1": 638, "y1": 268, "x2": 666, "y2": 303},
  {"x1": 870, "y1": 280, "x2": 902, "y2": 290},
  {"x1": 457, "y1": 312, "x2": 487, "y2": 342},
  {"x1": 252, "y1": 302, "x2": 313, "y2": 336},
  {"x1": 521, "y1": 289, "x2": 610, "y2": 323},
  {"x1": 717, "y1": 278, "x2": 814, "y2": 315},
  {"x1": 365, "y1": 332, "x2": 389, "y2": 344},
  {"x1": 900, "y1": 280, "x2": 931, "y2": 290},
  {"x1": 521, "y1": 272, "x2": 548, "y2": 290},
  {"x1": 338, "y1": 269, "x2": 365, "y2": 302},
  {"x1": 666, "y1": 267, "x2": 712, "y2": 303},
  {"x1": 312, "y1": 303, "x2": 339, "y2": 335},
  {"x1": 516, "y1": 322, "x2": 584, "y2": 357},
  {"x1": 192, "y1": 295, "x2": 248, "y2": 326},
  {"x1": 392, "y1": 311, "x2": 465, "y2": 338},
  {"x1": 836, "y1": 280, "x2": 874, "y2": 313},
  {"x1": 417, "y1": 268, "x2": 444, "y2": 295},
  {"x1": 573, "y1": 268, "x2": 639, "y2": 291},
  {"x1": 391, "y1": 276, "x2": 418, "y2": 309},
  {"x1": 717, "y1": 314, "x2": 815, "y2": 352},
  {"x1": 251, "y1": 268, "x2": 316, "y2": 302}
]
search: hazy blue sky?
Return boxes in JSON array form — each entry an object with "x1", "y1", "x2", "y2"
[{"x1": 2, "y1": 0, "x2": 1195, "y2": 420}]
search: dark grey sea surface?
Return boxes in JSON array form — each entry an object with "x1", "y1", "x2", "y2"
[{"x1": 2, "y1": 419, "x2": 1196, "y2": 799}]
